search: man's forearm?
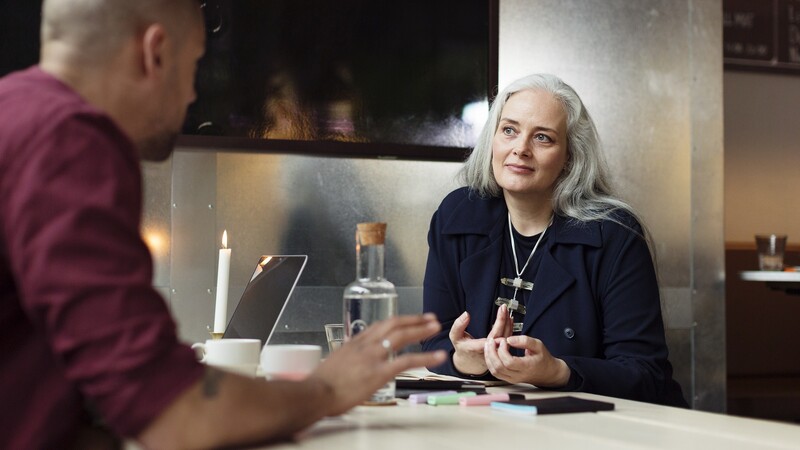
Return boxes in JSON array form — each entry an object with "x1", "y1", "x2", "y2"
[
  {"x1": 139, "y1": 367, "x2": 333, "y2": 449},
  {"x1": 137, "y1": 313, "x2": 447, "y2": 449}
]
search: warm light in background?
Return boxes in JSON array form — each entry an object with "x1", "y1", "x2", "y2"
[
  {"x1": 259, "y1": 256, "x2": 272, "y2": 267},
  {"x1": 143, "y1": 231, "x2": 165, "y2": 255}
]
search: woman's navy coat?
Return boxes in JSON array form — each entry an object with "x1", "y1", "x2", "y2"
[{"x1": 422, "y1": 187, "x2": 686, "y2": 407}]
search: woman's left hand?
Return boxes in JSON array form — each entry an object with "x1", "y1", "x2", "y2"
[{"x1": 484, "y1": 335, "x2": 571, "y2": 387}]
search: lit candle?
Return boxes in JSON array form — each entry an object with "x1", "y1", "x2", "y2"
[{"x1": 213, "y1": 230, "x2": 231, "y2": 333}]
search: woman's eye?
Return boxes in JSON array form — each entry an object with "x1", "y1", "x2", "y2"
[
  {"x1": 534, "y1": 133, "x2": 552, "y2": 143},
  {"x1": 502, "y1": 126, "x2": 515, "y2": 136}
]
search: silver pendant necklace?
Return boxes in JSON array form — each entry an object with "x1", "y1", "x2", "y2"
[{"x1": 495, "y1": 213, "x2": 552, "y2": 330}]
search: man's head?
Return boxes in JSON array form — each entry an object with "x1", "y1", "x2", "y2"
[{"x1": 40, "y1": 0, "x2": 205, "y2": 161}]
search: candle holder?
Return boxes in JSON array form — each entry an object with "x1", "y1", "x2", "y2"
[{"x1": 206, "y1": 325, "x2": 224, "y2": 340}]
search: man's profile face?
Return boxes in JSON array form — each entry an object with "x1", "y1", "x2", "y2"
[{"x1": 140, "y1": 20, "x2": 206, "y2": 162}]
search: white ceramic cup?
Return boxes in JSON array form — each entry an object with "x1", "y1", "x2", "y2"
[
  {"x1": 260, "y1": 344, "x2": 322, "y2": 380},
  {"x1": 192, "y1": 338, "x2": 262, "y2": 377}
]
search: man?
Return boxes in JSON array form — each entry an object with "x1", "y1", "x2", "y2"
[{"x1": 0, "y1": 1, "x2": 446, "y2": 448}]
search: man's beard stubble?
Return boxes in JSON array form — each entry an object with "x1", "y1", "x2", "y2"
[{"x1": 137, "y1": 130, "x2": 179, "y2": 162}]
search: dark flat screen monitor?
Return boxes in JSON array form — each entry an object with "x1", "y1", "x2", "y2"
[{"x1": 182, "y1": 0, "x2": 498, "y2": 160}]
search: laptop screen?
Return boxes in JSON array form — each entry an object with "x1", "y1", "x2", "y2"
[{"x1": 223, "y1": 255, "x2": 307, "y2": 343}]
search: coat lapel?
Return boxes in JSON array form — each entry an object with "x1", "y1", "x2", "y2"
[
  {"x1": 441, "y1": 191, "x2": 507, "y2": 338},
  {"x1": 519, "y1": 249, "x2": 574, "y2": 335},
  {"x1": 440, "y1": 192, "x2": 604, "y2": 338},
  {"x1": 520, "y1": 216, "x2": 601, "y2": 335},
  {"x1": 459, "y1": 225, "x2": 504, "y2": 337}
]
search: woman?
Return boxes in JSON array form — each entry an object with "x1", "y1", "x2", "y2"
[{"x1": 422, "y1": 73, "x2": 687, "y2": 407}]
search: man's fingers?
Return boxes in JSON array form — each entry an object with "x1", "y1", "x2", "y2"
[
  {"x1": 380, "y1": 320, "x2": 442, "y2": 352},
  {"x1": 356, "y1": 314, "x2": 441, "y2": 350},
  {"x1": 389, "y1": 351, "x2": 447, "y2": 376},
  {"x1": 368, "y1": 313, "x2": 438, "y2": 337}
]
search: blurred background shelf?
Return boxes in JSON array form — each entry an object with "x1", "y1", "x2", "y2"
[{"x1": 726, "y1": 245, "x2": 800, "y2": 423}]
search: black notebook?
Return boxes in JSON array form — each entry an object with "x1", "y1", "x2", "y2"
[{"x1": 490, "y1": 396, "x2": 615, "y2": 415}]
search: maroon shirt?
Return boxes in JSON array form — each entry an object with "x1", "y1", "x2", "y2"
[{"x1": 0, "y1": 67, "x2": 204, "y2": 448}]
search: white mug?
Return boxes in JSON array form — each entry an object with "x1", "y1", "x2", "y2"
[
  {"x1": 192, "y1": 338, "x2": 262, "y2": 377},
  {"x1": 260, "y1": 344, "x2": 322, "y2": 381}
]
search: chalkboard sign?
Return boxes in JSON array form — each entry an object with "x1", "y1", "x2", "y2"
[{"x1": 724, "y1": 0, "x2": 800, "y2": 73}]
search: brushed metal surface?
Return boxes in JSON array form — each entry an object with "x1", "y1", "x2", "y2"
[
  {"x1": 689, "y1": 0, "x2": 726, "y2": 413},
  {"x1": 499, "y1": 0, "x2": 724, "y2": 410},
  {"x1": 215, "y1": 153, "x2": 460, "y2": 289},
  {"x1": 168, "y1": 152, "x2": 218, "y2": 342},
  {"x1": 141, "y1": 159, "x2": 173, "y2": 289},
  {"x1": 166, "y1": 150, "x2": 460, "y2": 345},
  {"x1": 214, "y1": 152, "x2": 460, "y2": 349}
]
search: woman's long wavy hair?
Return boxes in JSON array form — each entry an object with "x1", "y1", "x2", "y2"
[{"x1": 460, "y1": 73, "x2": 643, "y2": 232}]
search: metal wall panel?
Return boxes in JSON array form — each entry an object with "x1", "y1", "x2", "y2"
[
  {"x1": 499, "y1": 0, "x2": 724, "y2": 410},
  {"x1": 141, "y1": 159, "x2": 173, "y2": 289},
  {"x1": 689, "y1": 0, "x2": 726, "y2": 412},
  {"x1": 169, "y1": 152, "x2": 218, "y2": 340},
  {"x1": 165, "y1": 150, "x2": 461, "y2": 346}
]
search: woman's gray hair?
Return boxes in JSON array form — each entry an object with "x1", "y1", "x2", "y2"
[{"x1": 460, "y1": 73, "x2": 637, "y2": 225}]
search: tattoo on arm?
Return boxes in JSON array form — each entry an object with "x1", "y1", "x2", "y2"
[{"x1": 203, "y1": 367, "x2": 225, "y2": 398}]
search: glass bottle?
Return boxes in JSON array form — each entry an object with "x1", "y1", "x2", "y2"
[{"x1": 343, "y1": 222, "x2": 398, "y2": 403}]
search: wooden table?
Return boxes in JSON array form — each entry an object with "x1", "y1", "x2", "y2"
[
  {"x1": 264, "y1": 385, "x2": 800, "y2": 450},
  {"x1": 739, "y1": 271, "x2": 800, "y2": 295}
]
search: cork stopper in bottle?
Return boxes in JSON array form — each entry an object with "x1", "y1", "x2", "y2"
[{"x1": 356, "y1": 222, "x2": 387, "y2": 246}]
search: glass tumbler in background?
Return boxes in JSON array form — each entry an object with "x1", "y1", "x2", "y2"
[
  {"x1": 755, "y1": 234, "x2": 787, "y2": 271},
  {"x1": 324, "y1": 324, "x2": 345, "y2": 354},
  {"x1": 343, "y1": 222, "x2": 398, "y2": 404}
]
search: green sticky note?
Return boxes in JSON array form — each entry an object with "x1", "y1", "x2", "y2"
[{"x1": 427, "y1": 391, "x2": 477, "y2": 406}]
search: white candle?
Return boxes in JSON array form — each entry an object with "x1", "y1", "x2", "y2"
[{"x1": 213, "y1": 230, "x2": 231, "y2": 333}]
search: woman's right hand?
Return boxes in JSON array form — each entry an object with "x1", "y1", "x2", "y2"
[{"x1": 449, "y1": 311, "x2": 489, "y2": 375}]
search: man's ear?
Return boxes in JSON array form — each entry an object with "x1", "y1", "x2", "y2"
[{"x1": 141, "y1": 24, "x2": 167, "y2": 78}]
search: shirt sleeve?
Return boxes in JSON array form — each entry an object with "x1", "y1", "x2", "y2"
[{"x1": 5, "y1": 112, "x2": 204, "y2": 437}]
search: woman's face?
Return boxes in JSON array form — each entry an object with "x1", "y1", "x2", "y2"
[{"x1": 491, "y1": 89, "x2": 569, "y2": 201}]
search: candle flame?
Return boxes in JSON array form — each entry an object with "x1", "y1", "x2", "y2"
[{"x1": 222, "y1": 230, "x2": 228, "y2": 249}]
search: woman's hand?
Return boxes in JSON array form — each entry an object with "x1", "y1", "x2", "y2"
[
  {"x1": 449, "y1": 311, "x2": 489, "y2": 376},
  {"x1": 487, "y1": 304, "x2": 514, "y2": 341},
  {"x1": 484, "y1": 334, "x2": 571, "y2": 387}
]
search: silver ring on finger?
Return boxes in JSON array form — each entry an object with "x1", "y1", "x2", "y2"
[{"x1": 381, "y1": 339, "x2": 393, "y2": 359}]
